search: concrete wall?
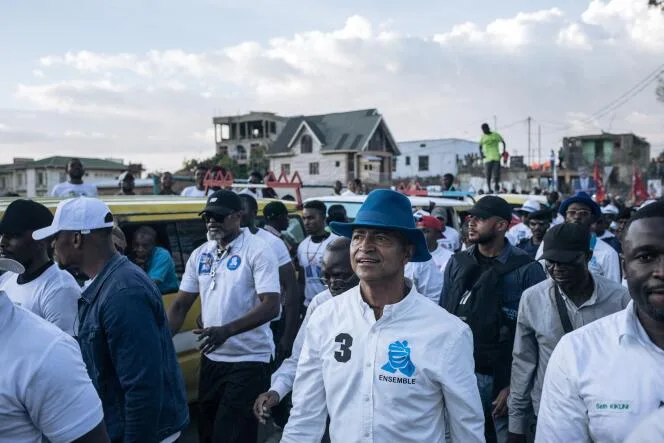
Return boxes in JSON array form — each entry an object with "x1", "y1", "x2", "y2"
[{"x1": 395, "y1": 139, "x2": 477, "y2": 179}]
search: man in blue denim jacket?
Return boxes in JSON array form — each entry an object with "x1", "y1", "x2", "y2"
[
  {"x1": 441, "y1": 196, "x2": 546, "y2": 443},
  {"x1": 34, "y1": 197, "x2": 189, "y2": 443}
]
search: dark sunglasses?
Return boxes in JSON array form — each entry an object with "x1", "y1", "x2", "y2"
[{"x1": 202, "y1": 213, "x2": 227, "y2": 224}]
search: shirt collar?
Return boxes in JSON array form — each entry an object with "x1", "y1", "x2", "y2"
[
  {"x1": 356, "y1": 279, "x2": 417, "y2": 322},
  {"x1": 618, "y1": 301, "x2": 640, "y2": 344}
]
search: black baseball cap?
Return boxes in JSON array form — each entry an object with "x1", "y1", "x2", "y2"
[
  {"x1": 541, "y1": 223, "x2": 590, "y2": 263},
  {"x1": 199, "y1": 190, "x2": 242, "y2": 217},
  {"x1": 467, "y1": 196, "x2": 512, "y2": 221},
  {"x1": 263, "y1": 201, "x2": 288, "y2": 219},
  {"x1": 0, "y1": 199, "x2": 54, "y2": 235},
  {"x1": 528, "y1": 209, "x2": 553, "y2": 222}
]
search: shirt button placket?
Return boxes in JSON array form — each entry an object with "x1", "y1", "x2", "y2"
[{"x1": 362, "y1": 326, "x2": 379, "y2": 440}]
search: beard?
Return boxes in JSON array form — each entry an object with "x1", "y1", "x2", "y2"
[{"x1": 471, "y1": 231, "x2": 497, "y2": 245}]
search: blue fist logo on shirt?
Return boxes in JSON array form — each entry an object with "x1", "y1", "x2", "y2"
[
  {"x1": 382, "y1": 340, "x2": 416, "y2": 377},
  {"x1": 227, "y1": 255, "x2": 241, "y2": 271}
]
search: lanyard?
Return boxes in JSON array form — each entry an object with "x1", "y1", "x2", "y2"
[{"x1": 210, "y1": 247, "x2": 231, "y2": 290}]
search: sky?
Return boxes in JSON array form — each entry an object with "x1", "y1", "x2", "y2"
[{"x1": 1, "y1": 0, "x2": 663, "y2": 173}]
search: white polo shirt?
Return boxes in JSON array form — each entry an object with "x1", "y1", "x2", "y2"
[
  {"x1": 50, "y1": 182, "x2": 98, "y2": 197},
  {"x1": 536, "y1": 235, "x2": 621, "y2": 283},
  {"x1": 0, "y1": 262, "x2": 80, "y2": 336},
  {"x1": 297, "y1": 234, "x2": 339, "y2": 306},
  {"x1": 282, "y1": 285, "x2": 484, "y2": 443},
  {"x1": 404, "y1": 259, "x2": 444, "y2": 304},
  {"x1": 0, "y1": 292, "x2": 103, "y2": 443},
  {"x1": 255, "y1": 228, "x2": 291, "y2": 267},
  {"x1": 270, "y1": 289, "x2": 334, "y2": 400},
  {"x1": 179, "y1": 229, "x2": 281, "y2": 363},
  {"x1": 536, "y1": 302, "x2": 664, "y2": 443}
]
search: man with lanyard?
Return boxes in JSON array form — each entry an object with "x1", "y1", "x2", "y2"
[
  {"x1": 535, "y1": 192, "x2": 621, "y2": 283},
  {"x1": 416, "y1": 216, "x2": 453, "y2": 273},
  {"x1": 238, "y1": 193, "x2": 299, "y2": 361},
  {"x1": 535, "y1": 201, "x2": 664, "y2": 443},
  {"x1": 253, "y1": 237, "x2": 359, "y2": 428},
  {"x1": 51, "y1": 158, "x2": 98, "y2": 197},
  {"x1": 515, "y1": 209, "x2": 551, "y2": 259},
  {"x1": 508, "y1": 224, "x2": 629, "y2": 443},
  {"x1": 506, "y1": 200, "x2": 541, "y2": 246},
  {"x1": 431, "y1": 206, "x2": 462, "y2": 252},
  {"x1": 34, "y1": 197, "x2": 189, "y2": 443},
  {"x1": 0, "y1": 257, "x2": 111, "y2": 442},
  {"x1": 181, "y1": 166, "x2": 210, "y2": 197},
  {"x1": 167, "y1": 190, "x2": 280, "y2": 443},
  {"x1": 297, "y1": 200, "x2": 339, "y2": 310},
  {"x1": 281, "y1": 189, "x2": 484, "y2": 442},
  {"x1": 479, "y1": 123, "x2": 506, "y2": 193},
  {"x1": 0, "y1": 199, "x2": 79, "y2": 335},
  {"x1": 441, "y1": 196, "x2": 546, "y2": 443}
]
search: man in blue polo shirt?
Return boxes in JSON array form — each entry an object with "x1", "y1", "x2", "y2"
[{"x1": 132, "y1": 225, "x2": 179, "y2": 294}]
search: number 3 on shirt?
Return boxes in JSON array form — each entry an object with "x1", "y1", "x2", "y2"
[{"x1": 334, "y1": 333, "x2": 353, "y2": 363}]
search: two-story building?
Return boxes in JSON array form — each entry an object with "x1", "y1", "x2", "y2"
[
  {"x1": 265, "y1": 109, "x2": 399, "y2": 186},
  {"x1": 394, "y1": 138, "x2": 478, "y2": 179},
  {"x1": 0, "y1": 156, "x2": 137, "y2": 197}
]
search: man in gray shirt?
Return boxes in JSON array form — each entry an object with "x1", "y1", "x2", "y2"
[{"x1": 507, "y1": 223, "x2": 630, "y2": 443}]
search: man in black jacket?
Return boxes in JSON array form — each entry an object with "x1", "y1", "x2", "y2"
[{"x1": 441, "y1": 196, "x2": 546, "y2": 443}]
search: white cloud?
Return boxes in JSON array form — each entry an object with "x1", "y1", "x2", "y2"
[{"x1": 6, "y1": 0, "x2": 664, "y2": 172}]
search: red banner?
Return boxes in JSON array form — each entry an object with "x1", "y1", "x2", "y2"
[{"x1": 632, "y1": 162, "x2": 648, "y2": 205}]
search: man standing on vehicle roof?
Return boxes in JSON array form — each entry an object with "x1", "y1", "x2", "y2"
[
  {"x1": 181, "y1": 165, "x2": 210, "y2": 197},
  {"x1": 238, "y1": 193, "x2": 299, "y2": 360},
  {"x1": 167, "y1": 190, "x2": 281, "y2": 443},
  {"x1": 281, "y1": 189, "x2": 485, "y2": 442},
  {"x1": 51, "y1": 158, "x2": 98, "y2": 197},
  {"x1": 535, "y1": 192, "x2": 621, "y2": 283},
  {"x1": 297, "y1": 200, "x2": 339, "y2": 309},
  {"x1": 479, "y1": 123, "x2": 506, "y2": 193},
  {"x1": 35, "y1": 196, "x2": 189, "y2": 443},
  {"x1": 0, "y1": 199, "x2": 80, "y2": 335}
]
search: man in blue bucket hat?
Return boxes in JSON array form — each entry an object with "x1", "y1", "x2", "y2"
[{"x1": 282, "y1": 189, "x2": 484, "y2": 443}]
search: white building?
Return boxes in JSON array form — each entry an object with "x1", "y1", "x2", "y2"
[
  {"x1": 267, "y1": 109, "x2": 400, "y2": 186},
  {"x1": 394, "y1": 138, "x2": 478, "y2": 179},
  {"x1": 0, "y1": 156, "x2": 131, "y2": 197}
]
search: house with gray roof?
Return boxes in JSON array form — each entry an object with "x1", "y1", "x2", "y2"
[{"x1": 265, "y1": 108, "x2": 400, "y2": 186}]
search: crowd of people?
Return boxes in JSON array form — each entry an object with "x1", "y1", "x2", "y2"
[{"x1": 1, "y1": 147, "x2": 663, "y2": 443}]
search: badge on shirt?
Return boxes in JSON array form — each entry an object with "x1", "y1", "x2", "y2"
[
  {"x1": 198, "y1": 253, "x2": 214, "y2": 275},
  {"x1": 378, "y1": 340, "x2": 417, "y2": 385},
  {"x1": 593, "y1": 400, "x2": 632, "y2": 413},
  {"x1": 227, "y1": 255, "x2": 241, "y2": 271}
]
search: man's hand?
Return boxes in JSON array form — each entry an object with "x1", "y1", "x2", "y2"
[
  {"x1": 492, "y1": 387, "x2": 510, "y2": 418},
  {"x1": 507, "y1": 432, "x2": 527, "y2": 443},
  {"x1": 253, "y1": 390, "x2": 281, "y2": 424},
  {"x1": 194, "y1": 326, "x2": 231, "y2": 354}
]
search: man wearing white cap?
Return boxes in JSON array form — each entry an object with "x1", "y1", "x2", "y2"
[
  {"x1": 506, "y1": 199, "x2": 541, "y2": 246},
  {"x1": 33, "y1": 197, "x2": 189, "y2": 443},
  {"x1": 0, "y1": 257, "x2": 110, "y2": 442}
]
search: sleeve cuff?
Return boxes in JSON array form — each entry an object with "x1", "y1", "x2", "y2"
[
  {"x1": 270, "y1": 379, "x2": 291, "y2": 401},
  {"x1": 179, "y1": 282, "x2": 199, "y2": 293},
  {"x1": 508, "y1": 416, "x2": 528, "y2": 435}
]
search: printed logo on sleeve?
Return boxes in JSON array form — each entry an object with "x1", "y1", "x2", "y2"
[
  {"x1": 379, "y1": 340, "x2": 416, "y2": 385},
  {"x1": 198, "y1": 253, "x2": 214, "y2": 275},
  {"x1": 227, "y1": 255, "x2": 242, "y2": 271}
]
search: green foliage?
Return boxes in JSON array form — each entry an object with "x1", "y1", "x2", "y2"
[{"x1": 181, "y1": 148, "x2": 270, "y2": 179}]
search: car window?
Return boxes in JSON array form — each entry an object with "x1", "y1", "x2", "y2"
[
  {"x1": 319, "y1": 201, "x2": 364, "y2": 220},
  {"x1": 171, "y1": 219, "x2": 208, "y2": 276}
]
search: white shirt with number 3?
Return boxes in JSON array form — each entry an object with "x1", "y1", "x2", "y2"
[{"x1": 281, "y1": 285, "x2": 484, "y2": 443}]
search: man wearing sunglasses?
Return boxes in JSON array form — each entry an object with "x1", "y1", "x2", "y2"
[
  {"x1": 168, "y1": 190, "x2": 281, "y2": 443},
  {"x1": 253, "y1": 237, "x2": 358, "y2": 427},
  {"x1": 535, "y1": 192, "x2": 621, "y2": 283},
  {"x1": 508, "y1": 223, "x2": 629, "y2": 443}
]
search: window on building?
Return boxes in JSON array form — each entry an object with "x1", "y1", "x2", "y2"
[
  {"x1": 418, "y1": 156, "x2": 429, "y2": 172},
  {"x1": 309, "y1": 162, "x2": 319, "y2": 175},
  {"x1": 281, "y1": 163, "x2": 291, "y2": 175},
  {"x1": 37, "y1": 171, "x2": 46, "y2": 187},
  {"x1": 405, "y1": 156, "x2": 411, "y2": 166},
  {"x1": 270, "y1": 122, "x2": 277, "y2": 134},
  {"x1": 301, "y1": 134, "x2": 313, "y2": 154},
  {"x1": 392, "y1": 158, "x2": 397, "y2": 172},
  {"x1": 335, "y1": 161, "x2": 340, "y2": 168}
]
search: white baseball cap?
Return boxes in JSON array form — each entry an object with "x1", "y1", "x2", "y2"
[
  {"x1": 0, "y1": 257, "x2": 25, "y2": 274},
  {"x1": 32, "y1": 197, "x2": 114, "y2": 240},
  {"x1": 601, "y1": 204, "x2": 619, "y2": 215},
  {"x1": 517, "y1": 200, "x2": 541, "y2": 214}
]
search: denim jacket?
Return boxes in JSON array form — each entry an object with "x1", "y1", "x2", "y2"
[{"x1": 77, "y1": 253, "x2": 189, "y2": 442}]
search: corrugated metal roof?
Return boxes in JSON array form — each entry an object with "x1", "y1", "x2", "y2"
[{"x1": 8, "y1": 156, "x2": 127, "y2": 170}]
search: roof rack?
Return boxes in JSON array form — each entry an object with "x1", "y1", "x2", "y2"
[{"x1": 203, "y1": 169, "x2": 304, "y2": 207}]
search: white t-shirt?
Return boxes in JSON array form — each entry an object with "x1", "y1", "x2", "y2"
[
  {"x1": 0, "y1": 292, "x2": 103, "y2": 443},
  {"x1": 180, "y1": 186, "x2": 209, "y2": 197},
  {"x1": 437, "y1": 226, "x2": 462, "y2": 252},
  {"x1": 430, "y1": 246, "x2": 453, "y2": 273},
  {"x1": 0, "y1": 263, "x2": 80, "y2": 336},
  {"x1": 341, "y1": 190, "x2": 357, "y2": 196},
  {"x1": 404, "y1": 259, "x2": 444, "y2": 304},
  {"x1": 50, "y1": 182, "x2": 98, "y2": 197},
  {"x1": 179, "y1": 229, "x2": 281, "y2": 363},
  {"x1": 297, "y1": 234, "x2": 339, "y2": 306},
  {"x1": 256, "y1": 228, "x2": 291, "y2": 267},
  {"x1": 282, "y1": 285, "x2": 484, "y2": 443}
]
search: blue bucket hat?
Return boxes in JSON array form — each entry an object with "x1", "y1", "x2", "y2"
[
  {"x1": 329, "y1": 189, "x2": 431, "y2": 262},
  {"x1": 559, "y1": 191, "x2": 601, "y2": 220}
]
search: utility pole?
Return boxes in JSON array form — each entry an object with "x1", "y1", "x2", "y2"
[
  {"x1": 538, "y1": 124, "x2": 542, "y2": 163},
  {"x1": 493, "y1": 115, "x2": 497, "y2": 130},
  {"x1": 527, "y1": 117, "x2": 532, "y2": 166}
]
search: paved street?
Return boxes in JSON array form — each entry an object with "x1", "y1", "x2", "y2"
[{"x1": 180, "y1": 405, "x2": 282, "y2": 443}]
